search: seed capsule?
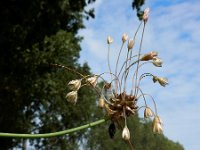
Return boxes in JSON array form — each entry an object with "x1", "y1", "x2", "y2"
[
  {"x1": 144, "y1": 107, "x2": 153, "y2": 118},
  {"x1": 107, "y1": 36, "x2": 113, "y2": 44},
  {"x1": 66, "y1": 91, "x2": 78, "y2": 104},
  {"x1": 87, "y1": 76, "x2": 98, "y2": 87},
  {"x1": 122, "y1": 125, "x2": 130, "y2": 140},
  {"x1": 68, "y1": 79, "x2": 81, "y2": 91},
  {"x1": 98, "y1": 97, "x2": 105, "y2": 108},
  {"x1": 122, "y1": 33, "x2": 128, "y2": 43}
]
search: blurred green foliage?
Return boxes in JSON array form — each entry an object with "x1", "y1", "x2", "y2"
[{"x1": 0, "y1": 0, "x2": 96, "y2": 149}]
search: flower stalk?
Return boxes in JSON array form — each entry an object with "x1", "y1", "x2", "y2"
[{"x1": 0, "y1": 119, "x2": 106, "y2": 138}]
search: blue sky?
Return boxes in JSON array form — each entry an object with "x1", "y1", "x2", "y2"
[{"x1": 79, "y1": 0, "x2": 200, "y2": 150}]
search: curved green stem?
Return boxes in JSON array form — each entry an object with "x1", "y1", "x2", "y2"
[{"x1": 0, "y1": 119, "x2": 106, "y2": 139}]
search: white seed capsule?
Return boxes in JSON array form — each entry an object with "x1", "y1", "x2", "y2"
[
  {"x1": 152, "y1": 116, "x2": 163, "y2": 134},
  {"x1": 144, "y1": 107, "x2": 153, "y2": 118},
  {"x1": 87, "y1": 76, "x2": 98, "y2": 87},
  {"x1": 66, "y1": 91, "x2": 78, "y2": 104},
  {"x1": 107, "y1": 36, "x2": 113, "y2": 44},
  {"x1": 122, "y1": 33, "x2": 128, "y2": 43},
  {"x1": 68, "y1": 79, "x2": 81, "y2": 91},
  {"x1": 152, "y1": 57, "x2": 163, "y2": 67},
  {"x1": 157, "y1": 77, "x2": 168, "y2": 87},
  {"x1": 143, "y1": 7, "x2": 150, "y2": 22},
  {"x1": 127, "y1": 38, "x2": 134, "y2": 50},
  {"x1": 122, "y1": 126, "x2": 130, "y2": 140}
]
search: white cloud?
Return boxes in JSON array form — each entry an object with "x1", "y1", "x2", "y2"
[{"x1": 79, "y1": 1, "x2": 200, "y2": 150}]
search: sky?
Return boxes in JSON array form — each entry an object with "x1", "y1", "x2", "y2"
[{"x1": 79, "y1": 0, "x2": 200, "y2": 150}]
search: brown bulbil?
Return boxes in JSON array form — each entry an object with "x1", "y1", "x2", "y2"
[{"x1": 104, "y1": 93, "x2": 138, "y2": 121}]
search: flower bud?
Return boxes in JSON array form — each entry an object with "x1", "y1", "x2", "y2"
[
  {"x1": 66, "y1": 91, "x2": 78, "y2": 104},
  {"x1": 144, "y1": 107, "x2": 153, "y2": 118},
  {"x1": 143, "y1": 8, "x2": 150, "y2": 23},
  {"x1": 107, "y1": 36, "x2": 113, "y2": 44},
  {"x1": 98, "y1": 97, "x2": 105, "y2": 108},
  {"x1": 140, "y1": 51, "x2": 158, "y2": 61},
  {"x1": 68, "y1": 79, "x2": 81, "y2": 91},
  {"x1": 87, "y1": 76, "x2": 98, "y2": 87},
  {"x1": 128, "y1": 38, "x2": 134, "y2": 50},
  {"x1": 152, "y1": 116, "x2": 163, "y2": 134},
  {"x1": 122, "y1": 33, "x2": 128, "y2": 43},
  {"x1": 122, "y1": 126, "x2": 130, "y2": 140},
  {"x1": 152, "y1": 57, "x2": 163, "y2": 67}
]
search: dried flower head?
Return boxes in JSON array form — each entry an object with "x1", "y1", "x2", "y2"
[
  {"x1": 127, "y1": 38, "x2": 134, "y2": 50},
  {"x1": 153, "y1": 76, "x2": 168, "y2": 87},
  {"x1": 144, "y1": 107, "x2": 153, "y2": 118},
  {"x1": 87, "y1": 76, "x2": 98, "y2": 87},
  {"x1": 122, "y1": 33, "x2": 128, "y2": 43},
  {"x1": 141, "y1": 51, "x2": 158, "y2": 61},
  {"x1": 122, "y1": 126, "x2": 130, "y2": 140},
  {"x1": 143, "y1": 7, "x2": 150, "y2": 22},
  {"x1": 153, "y1": 116, "x2": 163, "y2": 134},
  {"x1": 107, "y1": 36, "x2": 113, "y2": 44},
  {"x1": 66, "y1": 91, "x2": 78, "y2": 104},
  {"x1": 152, "y1": 57, "x2": 163, "y2": 67},
  {"x1": 68, "y1": 79, "x2": 81, "y2": 91}
]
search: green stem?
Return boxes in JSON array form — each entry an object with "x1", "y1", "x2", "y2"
[{"x1": 0, "y1": 119, "x2": 106, "y2": 139}]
